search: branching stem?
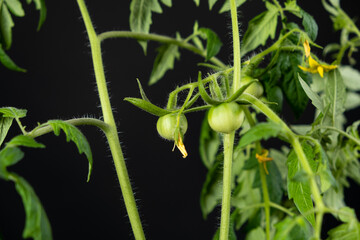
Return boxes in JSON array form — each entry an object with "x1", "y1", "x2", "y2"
[
  {"x1": 77, "y1": 1, "x2": 145, "y2": 239},
  {"x1": 98, "y1": 31, "x2": 226, "y2": 68}
]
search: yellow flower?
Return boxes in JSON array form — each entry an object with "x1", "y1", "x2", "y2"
[
  {"x1": 173, "y1": 135, "x2": 188, "y2": 158},
  {"x1": 298, "y1": 40, "x2": 337, "y2": 78},
  {"x1": 256, "y1": 149, "x2": 273, "y2": 175}
]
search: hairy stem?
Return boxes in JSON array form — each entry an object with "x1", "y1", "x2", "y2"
[
  {"x1": 220, "y1": 132, "x2": 235, "y2": 240},
  {"x1": 230, "y1": 0, "x2": 241, "y2": 93},
  {"x1": 27, "y1": 118, "x2": 110, "y2": 138},
  {"x1": 98, "y1": 31, "x2": 226, "y2": 68},
  {"x1": 77, "y1": 1, "x2": 145, "y2": 239}
]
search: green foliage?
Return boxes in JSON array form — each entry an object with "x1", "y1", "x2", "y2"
[
  {"x1": 298, "y1": 75, "x2": 324, "y2": 112},
  {"x1": 199, "y1": 111, "x2": 221, "y2": 169},
  {"x1": 287, "y1": 142, "x2": 316, "y2": 226},
  {"x1": 47, "y1": 120, "x2": 93, "y2": 182},
  {"x1": 129, "y1": 0, "x2": 171, "y2": 53},
  {"x1": 124, "y1": 97, "x2": 172, "y2": 116},
  {"x1": 198, "y1": 28, "x2": 222, "y2": 61},
  {"x1": 149, "y1": 43, "x2": 180, "y2": 85},
  {"x1": 274, "y1": 216, "x2": 312, "y2": 240},
  {"x1": 0, "y1": 115, "x2": 13, "y2": 147},
  {"x1": 0, "y1": 135, "x2": 52, "y2": 240},
  {"x1": 200, "y1": 158, "x2": 223, "y2": 219},
  {"x1": 238, "y1": 122, "x2": 283, "y2": 148},
  {"x1": 324, "y1": 69, "x2": 346, "y2": 126},
  {"x1": 242, "y1": 2, "x2": 278, "y2": 55},
  {"x1": 277, "y1": 51, "x2": 311, "y2": 118},
  {"x1": 0, "y1": 0, "x2": 46, "y2": 71}
]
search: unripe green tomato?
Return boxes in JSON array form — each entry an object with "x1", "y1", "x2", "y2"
[
  {"x1": 208, "y1": 102, "x2": 245, "y2": 134},
  {"x1": 241, "y1": 76, "x2": 264, "y2": 98},
  {"x1": 156, "y1": 114, "x2": 188, "y2": 140}
]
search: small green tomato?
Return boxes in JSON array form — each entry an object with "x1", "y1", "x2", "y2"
[
  {"x1": 156, "y1": 114, "x2": 188, "y2": 140},
  {"x1": 208, "y1": 102, "x2": 245, "y2": 134},
  {"x1": 241, "y1": 75, "x2": 264, "y2": 98}
]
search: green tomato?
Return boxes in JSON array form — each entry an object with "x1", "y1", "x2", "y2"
[
  {"x1": 208, "y1": 102, "x2": 245, "y2": 134},
  {"x1": 241, "y1": 75, "x2": 264, "y2": 98},
  {"x1": 156, "y1": 114, "x2": 188, "y2": 140}
]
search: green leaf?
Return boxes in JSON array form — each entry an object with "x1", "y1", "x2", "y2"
[
  {"x1": 253, "y1": 161, "x2": 283, "y2": 203},
  {"x1": 198, "y1": 28, "x2": 222, "y2": 61},
  {"x1": 324, "y1": 69, "x2": 346, "y2": 126},
  {"x1": 242, "y1": 2, "x2": 278, "y2": 55},
  {"x1": 124, "y1": 97, "x2": 171, "y2": 116},
  {"x1": 11, "y1": 173, "x2": 53, "y2": 240},
  {"x1": 0, "y1": 147, "x2": 24, "y2": 179},
  {"x1": 278, "y1": 51, "x2": 310, "y2": 118},
  {"x1": 245, "y1": 227, "x2": 265, "y2": 240},
  {"x1": 284, "y1": 0, "x2": 301, "y2": 18},
  {"x1": 0, "y1": 107, "x2": 27, "y2": 118},
  {"x1": 287, "y1": 142, "x2": 317, "y2": 226},
  {"x1": 160, "y1": 0, "x2": 172, "y2": 7},
  {"x1": 298, "y1": 75, "x2": 324, "y2": 112},
  {"x1": 0, "y1": 116, "x2": 13, "y2": 147},
  {"x1": 314, "y1": 144, "x2": 336, "y2": 193},
  {"x1": 27, "y1": 0, "x2": 47, "y2": 30},
  {"x1": 129, "y1": 0, "x2": 163, "y2": 53},
  {"x1": 5, "y1": 0, "x2": 25, "y2": 17},
  {"x1": 339, "y1": 66, "x2": 360, "y2": 91},
  {"x1": 0, "y1": 44, "x2": 26, "y2": 72},
  {"x1": 7, "y1": 135, "x2": 45, "y2": 149},
  {"x1": 136, "y1": 78, "x2": 150, "y2": 101},
  {"x1": 327, "y1": 222, "x2": 360, "y2": 240},
  {"x1": 47, "y1": 120, "x2": 93, "y2": 182},
  {"x1": 219, "y1": 0, "x2": 246, "y2": 13},
  {"x1": 208, "y1": 0, "x2": 217, "y2": 10},
  {"x1": 200, "y1": 158, "x2": 223, "y2": 219},
  {"x1": 301, "y1": 9, "x2": 318, "y2": 41},
  {"x1": 193, "y1": 0, "x2": 200, "y2": 6},
  {"x1": 274, "y1": 216, "x2": 312, "y2": 240},
  {"x1": 238, "y1": 122, "x2": 283, "y2": 148},
  {"x1": 199, "y1": 111, "x2": 220, "y2": 169},
  {"x1": 149, "y1": 43, "x2": 180, "y2": 85},
  {"x1": 0, "y1": 4, "x2": 14, "y2": 49}
]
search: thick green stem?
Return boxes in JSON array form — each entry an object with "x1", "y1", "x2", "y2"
[
  {"x1": 229, "y1": 0, "x2": 241, "y2": 93},
  {"x1": 98, "y1": 31, "x2": 226, "y2": 68},
  {"x1": 77, "y1": 1, "x2": 145, "y2": 239},
  {"x1": 220, "y1": 132, "x2": 235, "y2": 240}
]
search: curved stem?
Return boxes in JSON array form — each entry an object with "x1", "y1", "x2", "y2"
[
  {"x1": 241, "y1": 93, "x2": 325, "y2": 239},
  {"x1": 269, "y1": 202, "x2": 294, "y2": 217},
  {"x1": 77, "y1": 1, "x2": 145, "y2": 239},
  {"x1": 220, "y1": 132, "x2": 235, "y2": 240},
  {"x1": 230, "y1": 0, "x2": 241, "y2": 93},
  {"x1": 98, "y1": 31, "x2": 226, "y2": 68},
  {"x1": 27, "y1": 118, "x2": 110, "y2": 138}
]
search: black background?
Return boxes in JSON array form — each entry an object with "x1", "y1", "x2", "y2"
[{"x1": 0, "y1": 1, "x2": 359, "y2": 239}]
